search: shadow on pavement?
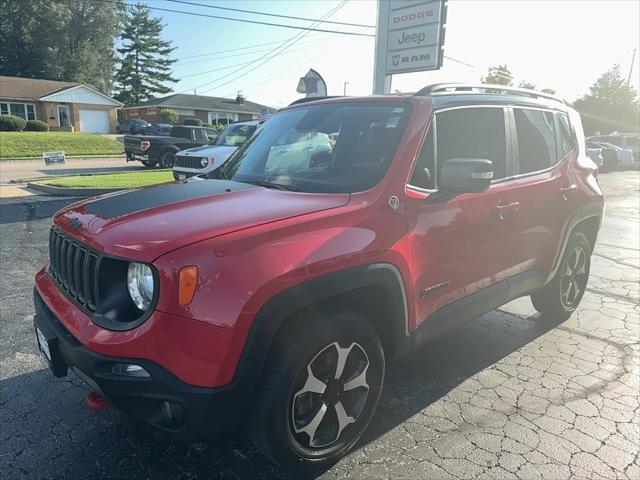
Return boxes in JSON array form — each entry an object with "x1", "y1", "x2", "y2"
[{"x1": 0, "y1": 308, "x2": 565, "y2": 480}]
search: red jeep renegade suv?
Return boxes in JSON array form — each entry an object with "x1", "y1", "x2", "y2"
[{"x1": 34, "y1": 84, "x2": 604, "y2": 471}]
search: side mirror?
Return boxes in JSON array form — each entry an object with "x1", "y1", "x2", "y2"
[{"x1": 439, "y1": 158, "x2": 493, "y2": 194}]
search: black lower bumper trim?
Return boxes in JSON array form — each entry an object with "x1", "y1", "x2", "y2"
[{"x1": 33, "y1": 289, "x2": 248, "y2": 440}]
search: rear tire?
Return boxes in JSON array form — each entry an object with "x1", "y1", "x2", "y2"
[
  {"x1": 531, "y1": 231, "x2": 591, "y2": 320},
  {"x1": 247, "y1": 309, "x2": 385, "y2": 473},
  {"x1": 159, "y1": 150, "x2": 176, "y2": 167}
]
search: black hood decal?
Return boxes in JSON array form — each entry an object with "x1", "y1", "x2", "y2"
[{"x1": 85, "y1": 180, "x2": 256, "y2": 218}]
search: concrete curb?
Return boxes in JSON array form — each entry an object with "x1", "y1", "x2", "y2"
[{"x1": 27, "y1": 182, "x2": 124, "y2": 197}]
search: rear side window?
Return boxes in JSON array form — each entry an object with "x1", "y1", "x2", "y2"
[
  {"x1": 514, "y1": 109, "x2": 556, "y2": 174},
  {"x1": 435, "y1": 107, "x2": 508, "y2": 180},
  {"x1": 557, "y1": 113, "x2": 576, "y2": 159}
]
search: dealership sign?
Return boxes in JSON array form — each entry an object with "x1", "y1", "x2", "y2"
[{"x1": 373, "y1": 0, "x2": 447, "y2": 91}]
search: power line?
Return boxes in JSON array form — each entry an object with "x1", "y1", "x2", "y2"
[
  {"x1": 175, "y1": 39, "x2": 317, "y2": 66},
  {"x1": 163, "y1": 0, "x2": 375, "y2": 29},
  {"x1": 93, "y1": 0, "x2": 374, "y2": 37},
  {"x1": 187, "y1": 1, "x2": 348, "y2": 95},
  {"x1": 175, "y1": 38, "x2": 313, "y2": 61}
]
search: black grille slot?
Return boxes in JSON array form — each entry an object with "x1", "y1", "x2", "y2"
[
  {"x1": 48, "y1": 229, "x2": 99, "y2": 312},
  {"x1": 175, "y1": 155, "x2": 205, "y2": 169}
]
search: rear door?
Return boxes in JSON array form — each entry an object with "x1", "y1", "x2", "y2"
[
  {"x1": 507, "y1": 107, "x2": 578, "y2": 276},
  {"x1": 406, "y1": 106, "x2": 523, "y2": 325}
]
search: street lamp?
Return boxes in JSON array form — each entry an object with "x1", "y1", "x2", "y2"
[{"x1": 343, "y1": 82, "x2": 349, "y2": 96}]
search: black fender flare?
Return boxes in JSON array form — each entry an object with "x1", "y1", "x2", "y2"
[{"x1": 231, "y1": 263, "x2": 410, "y2": 391}]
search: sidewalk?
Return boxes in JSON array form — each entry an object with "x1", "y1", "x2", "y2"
[{"x1": 0, "y1": 156, "x2": 142, "y2": 184}]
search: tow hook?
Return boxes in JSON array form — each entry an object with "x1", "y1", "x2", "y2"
[{"x1": 85, "y1": 391, "x2": 109, "y2": 411}]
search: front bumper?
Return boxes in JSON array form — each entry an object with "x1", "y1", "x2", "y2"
[{"x1": 33, "y1": 289, "x2": 249, "y2": 440}]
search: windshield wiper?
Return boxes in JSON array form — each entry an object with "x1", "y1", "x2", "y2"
[{"x1": 244, "y1": 180, "x2": 299, "y2": 192}]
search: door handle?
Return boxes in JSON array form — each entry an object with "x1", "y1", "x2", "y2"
[
  {"x1": 560, "y1": 184, "x2": 578, "y2": 200},
  {"x1": 495, "y1": 201, "x2": 520, "y2": 220}
]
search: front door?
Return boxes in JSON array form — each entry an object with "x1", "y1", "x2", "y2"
[
  {"x1": 405, "y1": 106, "x2": 523, "y2": 328},
  {"x1": 58, "y1": 105, "x2": 70, "y2": 127}
]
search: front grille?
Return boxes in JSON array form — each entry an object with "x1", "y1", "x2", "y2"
[
  {"x1": 48, "y1": 228, "x2": 99, "y2": 312},
  {"x1": 175, "y1": 155, "x2": 205, "y2": 169}
]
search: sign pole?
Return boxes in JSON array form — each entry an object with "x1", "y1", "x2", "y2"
[{"x1": 373, "y1": 0, "x2": 392, "y2": 94}]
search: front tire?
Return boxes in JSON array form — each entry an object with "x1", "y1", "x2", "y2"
[
  {"x1": 248, "y1": 309, "x2": 385, "y2": 473},
  {"x1": 531, "y1": 231, "x2": 591, "y2": 320}
]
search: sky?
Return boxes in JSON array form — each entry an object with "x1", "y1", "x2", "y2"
[{"x1": 150, "y1": 0, "x2": 640, "y2": 108}]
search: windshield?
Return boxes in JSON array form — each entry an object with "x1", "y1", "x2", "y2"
[
  {"x1": 221, "y1": 102, "x2": 410, "y2": 193},
  {"x1": 216, "y1": 124, "x2": 256, "y2": 147}
]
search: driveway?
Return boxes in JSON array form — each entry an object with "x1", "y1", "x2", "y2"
[
  {"x1": 0, "y1": 172, "x2": 638, "y2": 479},
  {"x1": 0, "y1": 156, "x2": 143, "y2": 183}
]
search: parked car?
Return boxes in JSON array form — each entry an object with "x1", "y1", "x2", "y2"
[
  {"x1": 144, "y1": 123, "x2": 173, "y2": 136},
  {"x1": 587, "y1": 133, "x2": 640, "y2": 163},
  {"x1": 33, "y1": 84, "x2": 604, "y2": 472},
  {"x1": 124, "y1": 125, "x2": 217, "y2": 167},
  {"x1": 116, "y1": 119, "x2": 151, "y2": 134},
  {"x1": 586, "y1": 146, "x2": 604, "y2": 169},
  {"x1": 173, "y1": 120, "x2": 260, "y2": 180},
  {"x1": 587, "y1": 141, "x2": 634, "y2": 169},
  {"x1": 586, "y1": 142, "x2": 619, "y2": 171}
]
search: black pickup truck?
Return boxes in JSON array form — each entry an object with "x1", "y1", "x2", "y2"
[{"x1": 124, "y1": 125, "x2": 217, "y2": 167}]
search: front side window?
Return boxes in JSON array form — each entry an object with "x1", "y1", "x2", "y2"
[
  {"x1": 557, "y1": 113, "x2": 576, "y2": 159},
  {"x1": 514, "y1": 109, "x2": 557, "y2": 174},
  {"x1": 221, "y1": 102, "x2": 410, "y2": 193},
  {"x1": 435, "y1": 107, "x2": 508, "y2": 181}
]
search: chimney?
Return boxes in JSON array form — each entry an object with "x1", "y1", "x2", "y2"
[{"x1": 235, "y1": 91, "x2": 245, "y2": 104}]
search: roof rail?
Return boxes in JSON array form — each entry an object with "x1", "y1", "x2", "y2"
[
  {"x1": 415, "y1": 83, "x2": 567, "y2": 105},
  {"x1": 288, "y1": 96, "x2": 342, "y2": 106}
]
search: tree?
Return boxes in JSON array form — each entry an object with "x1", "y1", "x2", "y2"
[
  {"x1": 481, "y1": 64, "x2": 513, "y2": 86},
  {"x1": 0, "y1": 0, "x2": 122, "y2": 94},
  {"x1": 114, "y1": 4, "x2": 177, "y2": 106},
  {"x1": 159, "y1": 108, "x2": 178, "y2": 124},
  {"x1": 541, "y1": 88, "x2": 556, "y2": 95},
  {"x1": 574, "y1": 64, "x2": 639, "y2": 135}
]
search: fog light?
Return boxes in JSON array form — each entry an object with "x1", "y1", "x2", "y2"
[{"x1": 111, "y1": 363, "x2": 150, "y2": 378}]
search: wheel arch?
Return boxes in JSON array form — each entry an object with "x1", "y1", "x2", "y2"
[{"x1": 234, "y1": 263, "x2": 410, "y2": 390}]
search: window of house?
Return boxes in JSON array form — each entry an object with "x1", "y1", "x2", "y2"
[
  {"x1": 514, "y1": 109, "x2": 557, "y2": 174},
  {"x1": 2, "y1": 102, "x2": 36, "y2": 120},
  {"x1": 408, "y1": 126, "x2": 435, "y2": 189},
  {"x1": 435, "y1": 107, "x2": 508, "y2": 181},
  {"x1": 557, "y1": 113, "x2": 576, "y2": 159}
]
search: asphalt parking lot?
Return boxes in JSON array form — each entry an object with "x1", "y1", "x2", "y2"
[{"x1": 0, "y1": 172, "x2": 638, "y2": 480}]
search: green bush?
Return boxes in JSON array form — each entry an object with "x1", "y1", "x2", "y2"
[
  {"x1": 159, "y1": 108, "x2": 178, "y2": 124},
  {"x1": 24, "y1": 119, "x2": 50, "y2": 131},
  {"x1": 0, "y1": 114, "x2": 26, "y2": 131},
  {"x1": 183, "y1": 117, "x2": 202, "y2": 126}
]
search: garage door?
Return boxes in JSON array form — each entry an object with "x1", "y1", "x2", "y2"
[{"x1": 79, "y1": 110, "x2": 110, "y2": 133}]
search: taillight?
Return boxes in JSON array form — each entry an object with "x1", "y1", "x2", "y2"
[{"x1": 140, "y1": 141, "x2": 150, "y2": 151}]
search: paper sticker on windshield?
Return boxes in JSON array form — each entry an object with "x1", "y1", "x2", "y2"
[
  {"x1": 392, "y1": 107, "x2": 405, "y2": 113},
  {"x1": 386, "y1": 116, "x2": 400, "y2": 128}
]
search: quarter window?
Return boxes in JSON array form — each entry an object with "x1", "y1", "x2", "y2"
[
  {"x1": 514, "y1": 109, "x2": 557, "y2": 174},
  {"x1": 408, "y1": 126, "x2": 435, "y2": 189},
  {"x1": 435, "y1": 108, "x2": 508, "y2": 181},
  {"x1": 557, "y1": 113, "x2": 576, "y2": 159}
]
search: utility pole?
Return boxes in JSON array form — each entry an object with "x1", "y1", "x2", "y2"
[
  {"x1": 343, "y1": 82, "x2": 349, "y2": 96},
  {"x1": 627, "y1": 48, "x2": 637, "y2": 87}
]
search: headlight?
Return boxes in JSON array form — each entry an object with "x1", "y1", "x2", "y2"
[
  {"x1": 127, "y1": 262, "x2": 154, "y2": 311},
  {"x1": 200, "y1": 157, "x2": 209, "y2": 167}
]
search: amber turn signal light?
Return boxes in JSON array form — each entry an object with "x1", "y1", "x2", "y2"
[{"x1": 179, "y1": 266, "x2": 198, "y2": 305}]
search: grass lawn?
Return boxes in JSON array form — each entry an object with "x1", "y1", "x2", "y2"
[
  {"x1": 41, "y1": 169, "x2": 173, "y2": 188},
  {"x1": 0, "y1": 132, "x2": 123, "y2": 159}
]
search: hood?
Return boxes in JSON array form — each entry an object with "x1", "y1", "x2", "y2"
[{"x1": 53, "y1": 180, "x2": 350, "y2": 262}]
